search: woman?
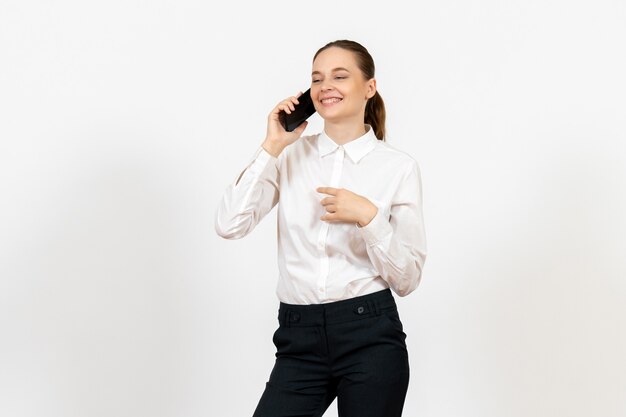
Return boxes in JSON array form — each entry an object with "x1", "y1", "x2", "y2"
[{"x1": 215, "y1": 39, "x2": 427, "y2": 417}]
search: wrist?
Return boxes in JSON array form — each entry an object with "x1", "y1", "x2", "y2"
[
  {"x1": 262, "y1": 139, "x2": 284, "y2": 158},
  {"x1": 357, "y1": 204, "x2": 378, "y2": 227}
]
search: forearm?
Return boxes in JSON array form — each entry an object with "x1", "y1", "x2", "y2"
[{"x1": 215, "y1": 146, "x2": 280, "y2": 239}]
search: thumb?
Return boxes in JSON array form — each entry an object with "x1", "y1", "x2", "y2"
[{"x1": 293, "y1": 120, "x2": 308, "y2": 135}]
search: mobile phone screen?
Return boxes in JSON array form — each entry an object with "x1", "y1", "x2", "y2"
[{"x1": 279, "y1": 89, "x2": 316, "y2": 132}]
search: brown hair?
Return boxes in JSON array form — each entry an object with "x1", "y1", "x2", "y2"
[{"x1": 313, "y1": 40, "x2": 386, "y2": 141}]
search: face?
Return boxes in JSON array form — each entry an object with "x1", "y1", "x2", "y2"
[{"x1": 311, "y1": 47, "x2": 376, "y2": 123}]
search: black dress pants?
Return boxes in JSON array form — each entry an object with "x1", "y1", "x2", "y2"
[{"x1": 252, "y1": 288, "x2": 410, "y2": 417}]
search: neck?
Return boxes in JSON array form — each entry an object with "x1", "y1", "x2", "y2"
[{"x1": 323, "y1": 119, "x2": 368, "y2": 145}]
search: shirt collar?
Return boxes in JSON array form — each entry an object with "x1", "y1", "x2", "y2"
[{"x1": 317, "y1": 124, "x2": 378, "y2": 163}]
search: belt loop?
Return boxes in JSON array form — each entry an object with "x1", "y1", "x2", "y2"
[
  {"x1": 367, "y1": 299, "x2": 379, "y2": 317},
  {"x1": 284, "y1": 308, "x2": 291, "y2": 328},
  {"x1": 285, "y1": 309, "x2": 302, "y2": 327}
]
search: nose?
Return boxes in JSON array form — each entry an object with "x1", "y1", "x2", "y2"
[{"x1": 320, "y1": 79, "x2": 333, "y2": 92}]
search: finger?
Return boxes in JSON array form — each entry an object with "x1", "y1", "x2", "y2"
[
  {"x1": 321, "y1": 212, "x2": 339, "y2": 222},
  {"x1": 284, "y1": 100, "x2": 295, "y2": 111},
  {"x1": 316, "y1": 186, "x2": 337, "y2": 195},
  {"x1": 279, "y1": 103, "x2": 292, "y2": 114},
  {"x1": 293, "y1": 120, "x2": 308, "y2": 134},
  {"x1": 319, "y1": 198, "x2": 329, "y2": 207}
]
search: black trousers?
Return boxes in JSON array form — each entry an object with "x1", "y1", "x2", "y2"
[{"x1": 252, "y1": 288, "x2": 410, "y2": 417}]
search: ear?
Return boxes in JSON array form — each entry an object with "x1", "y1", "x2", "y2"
[{"x1": 366, "y1": 78, "x2": 377, "y2": 99}]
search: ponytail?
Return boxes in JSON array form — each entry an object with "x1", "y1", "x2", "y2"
[{"x1": 365, "y1": 91, "x2": 386, "y2": 141}]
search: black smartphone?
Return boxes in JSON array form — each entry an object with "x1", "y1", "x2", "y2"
[{"x1": 279, "y1": 88, "x2": 316, "y2": 132}]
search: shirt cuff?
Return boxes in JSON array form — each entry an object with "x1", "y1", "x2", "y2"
[
  {"x1": 235, "y1": 146, "x2": 277, "y2": 185},
  {"x1": 253, "y1": 146, "x2": 277, "y2": 169},
  {"x1": 355, "y1": 206, "x2": 393, "y2": 246}
]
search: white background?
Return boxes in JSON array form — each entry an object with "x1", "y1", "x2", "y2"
[{"x1": 1, "y1": 1, "x2": 625, "y2": 416}]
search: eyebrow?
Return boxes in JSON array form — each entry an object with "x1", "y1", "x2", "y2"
[{"x1": 311, "y1": 67, "x2": 351, "y2": 76}]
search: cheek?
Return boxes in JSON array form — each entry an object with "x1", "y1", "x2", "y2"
[
  {"x1": 310, "y1": 86, "x2": 320, "y2": 100},
  {"x1": 310, "y1": 90, "x2": 320, "y2": 111}
]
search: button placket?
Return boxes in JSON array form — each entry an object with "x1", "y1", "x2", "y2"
[{"x1": 316, "y1": 146, "x2": 345, "y2": 299}]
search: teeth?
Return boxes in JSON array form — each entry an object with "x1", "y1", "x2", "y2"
[{"x1": 322, "y1": 98, "x2": 342, "y2": 104}]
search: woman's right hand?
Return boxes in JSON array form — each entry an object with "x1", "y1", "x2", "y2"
[{"x1": 263, "y1": 91, "x2": 309, "y2": 157}]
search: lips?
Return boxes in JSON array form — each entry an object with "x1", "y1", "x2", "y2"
[{"x1": 320, "y1": 97, "x2": 343, "y2": 105}]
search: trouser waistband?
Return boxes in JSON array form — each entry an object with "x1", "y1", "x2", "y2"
[{"x1": 277, "y1": 288, "x2": 396, "y2": 327}]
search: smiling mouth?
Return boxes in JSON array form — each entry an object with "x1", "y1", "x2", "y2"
[{"x1": 321, "y1": 98, "x2": 343, "y2": 105}]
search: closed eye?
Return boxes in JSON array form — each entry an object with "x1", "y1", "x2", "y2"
[{"x1": 312, "y1": 76, "x2": 347, "y2": 83}]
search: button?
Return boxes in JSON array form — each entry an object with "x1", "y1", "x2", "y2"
[{"x1": 357, "y1": 306, "x2": 364, "y2": 314}]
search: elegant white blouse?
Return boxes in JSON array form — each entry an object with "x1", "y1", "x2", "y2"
[{"x1": 215, "y1": 124, "x2": 427, "y2": 304}]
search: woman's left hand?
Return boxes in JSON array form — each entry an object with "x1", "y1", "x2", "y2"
[{"x1": 316, "y1": 187, "x2": 378, "y2": 227}]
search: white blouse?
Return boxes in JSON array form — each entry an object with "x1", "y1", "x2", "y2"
[{"x1": 215, "y1": 124, "x2": 427, "y2": 304}]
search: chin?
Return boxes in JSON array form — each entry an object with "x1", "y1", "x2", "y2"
[
  {"x1": 317, "y1": 106, "x2": 346, "y2": 119},
  {"x1": 319, "y1": 113, "x2": 344, "y2": 123}
]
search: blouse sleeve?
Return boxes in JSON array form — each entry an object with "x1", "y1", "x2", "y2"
[
  {"x1": 356, "y1": 159, "x2": 428, "y2": 296},
  {"x1": 214, "y1": 146, "x2": 281, "y2": 239}
]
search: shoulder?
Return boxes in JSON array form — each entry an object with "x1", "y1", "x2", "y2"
[
  {"x1": 276, "y1": 132, "x2": 320, "y2": 166},
  {"x1": 373, "y1": 140, "x2": 421, "y2": 175},
  {"x1": 299, "y1": 132, "x2": 321, "y2": 150}
]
